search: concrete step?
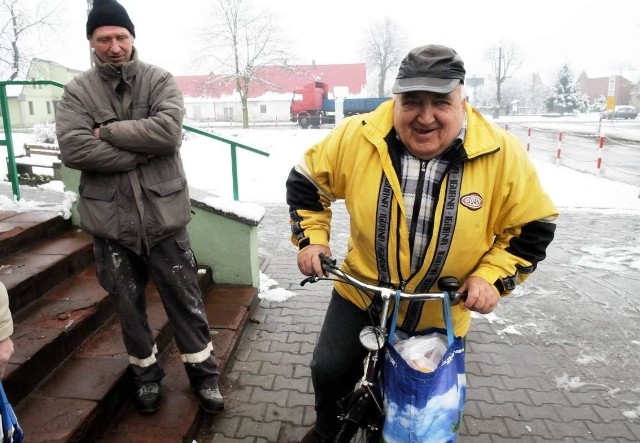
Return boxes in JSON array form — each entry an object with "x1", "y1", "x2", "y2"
[
  {"x1": 0, "y1": 210, "x2": 71, "y2": 261},
  {"x1": 5, "y1": 267, "x2": 112, "y2": 404},
  {"x1": 1, "y1": 228, "x2": 94, "y2": 313},
  {"x1": 2, "y1": 211, "x2": 259, "y2": 442},
  {"x1": 97, "y1": 285, "x2": 258, "y2": 442},
  {"x1": 13, "y1": 275, "x2": 213, "y2": 442}
]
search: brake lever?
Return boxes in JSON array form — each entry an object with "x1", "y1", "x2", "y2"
[
  {"x1": 319, "y1": 253, "x2": 337, "y2": 270},
  {"x1": 300, "y1": 275, "x2": 321, "y2": 286}
]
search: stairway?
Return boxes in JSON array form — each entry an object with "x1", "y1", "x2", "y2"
[{"x1": 0, "y1": 209, "x2": 258, "y2": 442}]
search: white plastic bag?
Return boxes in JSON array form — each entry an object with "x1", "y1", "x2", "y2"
[{"x1": 393, "y1": 333, "x2": 448, "y2": 373}]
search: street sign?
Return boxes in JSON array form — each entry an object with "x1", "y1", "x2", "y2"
[
  {"x1": 467, "y1": 77, "x2": 484, "y2": 87},
  {"x1": 606, "y1": 76, "x2": 616, "y2": 110}
]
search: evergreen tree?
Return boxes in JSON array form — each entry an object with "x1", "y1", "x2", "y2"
[{"x1": 544, "y1": 64, "x2": 585, "y2": 115}]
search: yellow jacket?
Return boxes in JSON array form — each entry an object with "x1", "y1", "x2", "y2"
[
  {"x1": 287, "y1": 100, "x2": 558, "y2": 337},
  {"x1": 0, "y1": 282, "x2": 13, "y2": 341}
]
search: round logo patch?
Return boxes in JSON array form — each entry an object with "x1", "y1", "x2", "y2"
[{"x1": 460, "y1": 193, "x2": 483, "y2": 211}]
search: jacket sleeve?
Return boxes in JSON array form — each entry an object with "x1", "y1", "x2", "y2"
[
  {"x1": 471, "y1": 132, "x2": 558, "y2": 294},
  {"x1": 56, "y1": 81, "x2": 141, "y2": 173},
  {"x1": 0, "y1": 283, "x2": 13, "y2": 341},
  {"x1": 99, "y1": 71, "x2": 184, "y2": 156},
  {"x1": 286, "y1": 123, "x2": 350, "y2": 250}
]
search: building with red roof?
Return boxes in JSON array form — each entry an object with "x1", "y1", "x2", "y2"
[
  {"x1": 576, "y1": 71, "x2": 634, "y2": 106},
  {"x1": 174, "y1": 63, "x2": 367, "y2": 123}
]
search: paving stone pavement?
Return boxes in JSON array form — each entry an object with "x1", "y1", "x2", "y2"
[
  {"x1": 196, "y1": 201, "x2": 640, "y2": 442},
  {"x1": 4, "y1": 181, "x2": 639, "y2": 442}
]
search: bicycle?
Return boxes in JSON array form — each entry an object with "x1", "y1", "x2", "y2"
[{"x1": 301, "y1": 254, "x2": 465, "y2": 443}]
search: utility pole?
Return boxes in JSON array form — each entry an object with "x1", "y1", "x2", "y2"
[
  {"x1": 495, "y1": 46, "x2": 502, "y2": 118},
  {"x1": 87, "y1": 0, "x2": 94, "y2": 67}
]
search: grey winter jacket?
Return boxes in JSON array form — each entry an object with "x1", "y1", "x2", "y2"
[{"x1": 56, "y1": 49, "x2": 190, "y2": 253}]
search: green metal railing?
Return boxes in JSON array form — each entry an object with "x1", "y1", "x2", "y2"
[
  {"x1": 182, "y1": 124, "x2": 269, "y2": 200},
  {"x1": 1, "y1": 80, "x2": 64, "y2": 200},
  {"x1": 1, "y1": 80, "x2": 268, "y2": 201}
]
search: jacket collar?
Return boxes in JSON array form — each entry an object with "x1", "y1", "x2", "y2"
[
  {"x1": 361, "y1": 100, "x2": 501, "y2": 161},
  {"x1": 93, "y1": 46, "x2": 139, "y2": 82}
]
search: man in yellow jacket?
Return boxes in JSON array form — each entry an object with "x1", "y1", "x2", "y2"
[{"x1": 286, "y1": 45, "x2": 558, "y2": 442}]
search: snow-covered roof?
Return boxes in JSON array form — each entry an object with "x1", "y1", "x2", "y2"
[{"x1": 174, "y1": 63, "x2": 367, "y2": 99}]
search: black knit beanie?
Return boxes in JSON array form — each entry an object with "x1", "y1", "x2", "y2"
[{"x1": 86, "y1": 0, "x2": 136, "y2": 39}]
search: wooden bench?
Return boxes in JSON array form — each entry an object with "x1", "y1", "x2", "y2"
[
  {"x1": 24, "y1": 143, "x2": 60, "y2": 158},
  {"x1": 7, "y1": 156, "x2": 62, "y2": 181},
  {"x1": 6, "y1": 143, "x2": 62, "y2": 182}
]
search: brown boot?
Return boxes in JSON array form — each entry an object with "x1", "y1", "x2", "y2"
[{"x1": 300, "y1": 427, "x2": 328, "y2": 443}]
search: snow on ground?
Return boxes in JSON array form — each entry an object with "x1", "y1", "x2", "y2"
[{"x1": 2, "y1": 119, "x2": 640, "y2": 304}]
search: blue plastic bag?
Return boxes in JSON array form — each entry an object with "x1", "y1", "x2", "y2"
[
  {"x1": 381, "y1": 331, "x2": 465, "y2": 442},
  {"x1": 381, "y1": 291, "x2": 466, "y2": 442},
  {"x1": 0, "y1": 382, "x2": 24, "y2": 443}
]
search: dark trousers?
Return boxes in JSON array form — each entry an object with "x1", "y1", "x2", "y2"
[
  {"x1": 93, "y1": 229, "x2": 219, "y2": 390},
  {"x1": 311, "y1": 290, "x2": 371, "y2": 439}
]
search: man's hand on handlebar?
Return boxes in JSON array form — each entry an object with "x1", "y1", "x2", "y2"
[
  {"x1": 298, "y1": 244, "x2": 332, "y2": 277},
  {"x1": 457, "y1": 276, "x2": 500, "y2": 314}
]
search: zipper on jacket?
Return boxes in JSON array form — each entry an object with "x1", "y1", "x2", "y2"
[
  {"x1": 394, "y1": 203, "x2": 405, "y2": 285},
  {"x1": 408, "y1": 159, "x2": 427, "y2": 260}
]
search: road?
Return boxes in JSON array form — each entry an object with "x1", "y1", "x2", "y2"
[{"x1": 500, "y1": 118, "x2": 640, "y2": 187}]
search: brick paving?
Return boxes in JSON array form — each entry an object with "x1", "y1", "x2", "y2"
[
  {"x1": 197, "y1": 202, "x2": 640, "y2": 442},
  {"x1": 3, "y1": 181, "x2": 639, "y2": 443}
]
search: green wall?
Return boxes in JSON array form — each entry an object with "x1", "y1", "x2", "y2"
[
  {"x1": 188, "y1": 203, "x2": 260, "y2": 287},
  {"x1": 61, "y1": 164, "x2": 260, "y2": 287}
]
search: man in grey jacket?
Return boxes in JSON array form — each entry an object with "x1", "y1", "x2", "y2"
[{"x1": 55, "y1": 0, "x2": 223, "y2": 414}]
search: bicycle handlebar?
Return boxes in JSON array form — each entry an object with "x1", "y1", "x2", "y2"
[{"x1": 300, "y1": 253, "x2": 467, "y2": 304}]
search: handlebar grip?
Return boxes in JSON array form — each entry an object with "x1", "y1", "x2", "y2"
[{"x1": 450, "y1": 291, "x2": 468, "y2": 304}]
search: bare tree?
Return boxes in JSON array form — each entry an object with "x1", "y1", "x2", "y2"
[
  {"x1": 485, "y1": 42, "x2": 523, "y2": 116},
  {"x1": 363, "y1": 18, "x2": 407, "y2": 97},
  {"x1": 0, "y1": 0, "x2": 59, "y2": 80},
  {"x1": 200, "y1": 0, "x2": 290, "y2": 128}
]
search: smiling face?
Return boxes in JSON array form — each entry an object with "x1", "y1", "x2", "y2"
[
  {"x1": 393, "y1": 85, "x2": 466, "y2": 160},
  {"x1": 90, "y1": 25, "x2": 134, "y2": 65}
]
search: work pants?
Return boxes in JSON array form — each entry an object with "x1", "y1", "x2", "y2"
[
  {"x1": 310, "y1": 290, "x2": 371, "y2": 439},
  {"x1": 93, "y1": 229, "x2": 219, "y2": 390}
]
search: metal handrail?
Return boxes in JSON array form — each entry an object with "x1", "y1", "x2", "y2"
[
  {"x1": 1, "y1": 81, "x2": 64, "y2": 200},
  {"x1": 182, "y1": 124, "x2": 269, "y2": 200},
  {"x1": 1, "y1": 81, "x2": 268, "y2": 201}
]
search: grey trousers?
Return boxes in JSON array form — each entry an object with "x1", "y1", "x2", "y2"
[
  {"x1": 93, "y1": 229, "x2": 219, "y2": 390},
  {"x1": 310, "y1": 290, "x2": 372, "y2": 439}
]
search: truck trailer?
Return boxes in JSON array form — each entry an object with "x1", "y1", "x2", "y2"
[{"x1": 289, "y1": 81, "x2": 390, "y2": 128}]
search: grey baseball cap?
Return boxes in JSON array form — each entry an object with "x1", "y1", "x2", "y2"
[{"x1": 392, "y1": 45, "x2": 466, "y2": 94}]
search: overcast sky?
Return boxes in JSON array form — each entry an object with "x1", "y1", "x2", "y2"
[{"x1": 46, "y1": 0, "x2": 639, "y2": 83}]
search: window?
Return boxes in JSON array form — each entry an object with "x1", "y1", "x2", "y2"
[
  {"x1": 260, "y1": 104, "x2": 267, "y2": 114},
  {"x1": 46, "y1": 102, "x2": 51, "y2": 114},
  {"x1": 223, "y1": 107, "x2": 234, "y2": 120},
  {"x1": 28, "y1": 102, "x2": 34, "y2": 115}
]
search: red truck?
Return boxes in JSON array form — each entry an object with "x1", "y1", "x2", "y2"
[{"x1": 290, "y1": 81, "x2": 390, "y2": 128}]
